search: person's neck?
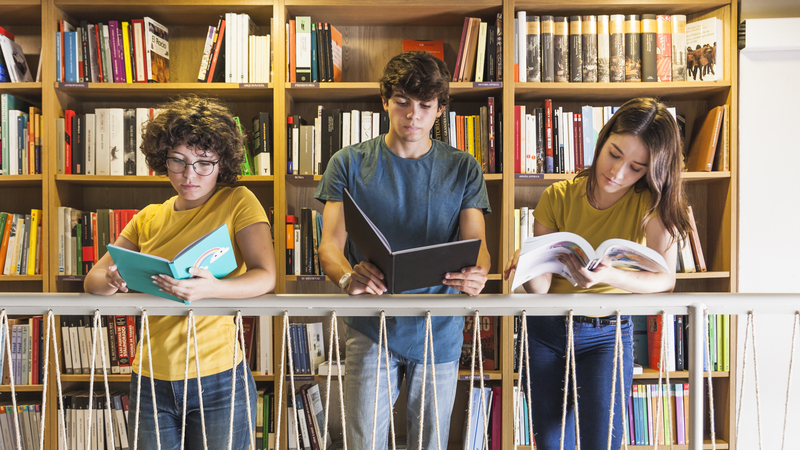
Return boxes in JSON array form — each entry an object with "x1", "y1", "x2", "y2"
[
  {"x1": 383, "y1": 132, "x2": 432, "y2": 160},
  {"x1": 591, "y1": 184, "x2": 630, "y2": 210}
]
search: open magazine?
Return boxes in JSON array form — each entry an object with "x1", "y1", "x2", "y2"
[
  {"x1": 106, "y1": 224, "x2": 236, "y2": 303},
  {"x1": 511, "y1": 232, "x2": 670, "y2": 290}
]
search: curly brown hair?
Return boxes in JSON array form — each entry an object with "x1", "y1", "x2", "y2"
[
  {"x1": 141, "y1": 95, "x2": 244, "y2": 185},
  {"x1": 379, "y1": 51, "x2": 450, "y2": 107}
]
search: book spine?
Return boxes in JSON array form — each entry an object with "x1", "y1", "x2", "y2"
[
  {"x1": 197, "y1": 25, "x2": 217, "y2": 82},
  {"x1": 568, "y1": 16, "x2": 582, "y2": 82},
  {"x1": 115, "y1": 316, "x2": 130, "y2": 374},
  {"x1": 597, "y1": 15, "x2": 610, "y2": 82},
  {"x1": 581, "y1": 15, "x2": 598, "y2": 82},
  {"x1": 609, "y1": 15, "x2": 626, "y2": 82},
  {"x1": 656, "y1": 15, "x2": 672, "y2": 82},
  {"x1": 553, "y1": 17, "x2": 569, "y2": 82},
  {"x1": 671, "y1": 15, "x2": 687, "y2": 81},
  {"x1": 624, "y1": 15, "x2": 641, "y2": 81},
  {"x1": 641, "y1": 15, "x2": 658, "y2": 82},
  {"x1": 526, "y1": 16, "x2": 541, "y2": 82}
]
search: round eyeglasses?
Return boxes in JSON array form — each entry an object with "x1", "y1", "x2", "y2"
[{"x1": 165, "y1": 157, "x2": 220, "y2": 176}]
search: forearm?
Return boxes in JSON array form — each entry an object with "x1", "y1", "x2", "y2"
[
  {"x1": 523, "y1": 273, "x2": 552, "y2": 294},
  {"x1": 319, "y1": 241, "x2": 353, "y2": 288},
  {"x1": 603, "y1": 268, "x2": 676, "y2": 294},
  {"x1": 206, "y1": 267, "x2": 276, "y2": 299},
  {"x1": 84, "y1": 267, "x2": 119, "y2": 296}
]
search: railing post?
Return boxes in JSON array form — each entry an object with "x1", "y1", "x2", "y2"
[{"x1": 689, "y1": 303, "x2": 706, "y2": 450}]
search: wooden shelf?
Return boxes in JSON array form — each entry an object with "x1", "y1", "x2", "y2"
[
  {"x1": 54, "y1": 174, "x2": 273, "y2": 186},
  {"x1": 0, "y1": 384, "x2": 44, "y2": 392},
  {"x1": 0, "y1": 275, "x2": 43, "y2": 282},
  {"x1": 0, "y1": 175, "x2": 43, "y2": 187},
  {"x1": 676, "y1": 271, "x2": 730, "y2": 280},
  {"x1": 283, "y1": 1, "x2": 502, "y2": 26},
  {"x1": 61, "y1": 372, "x2": 274, "y2": 383},
  {"x1": 514, "y1": 171, "x2": 730, "y2": 186},
  {"x1": 512, "y1": 0, "x2": 732, "y2": 15},
  {"x1": 514, "y1": 80, "x2": 732, "y2": 102},
  {"x1": 55, "y1": 82, "x2": 274, "y2": 102},
  {"x1": 52, "y1": 2, "x2": 274, "y2": 25}
]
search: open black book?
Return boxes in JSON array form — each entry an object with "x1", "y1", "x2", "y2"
[{"x1": 342, "y1": 188, "x2": 481, "y2": 294}]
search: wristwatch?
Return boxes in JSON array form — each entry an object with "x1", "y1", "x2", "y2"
[{"x1": 338, "y1": 272, "x2": 352, "y2": 294}]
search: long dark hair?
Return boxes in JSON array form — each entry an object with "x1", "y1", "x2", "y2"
[{"x1": 576, "y1": 97, "x2": 691, "y2": 240}]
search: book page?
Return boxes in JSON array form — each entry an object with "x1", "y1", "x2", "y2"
[{"x1": 596, "y1": 238, "x2": 670, "y2": 273}]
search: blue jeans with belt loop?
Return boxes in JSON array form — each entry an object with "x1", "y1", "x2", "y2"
[
  {"x1": 524, "y1": 315, "x2": 634, "y2": 450},
  {"x1": 128, "y1": 360, "x2": 257, "y2": 450}
]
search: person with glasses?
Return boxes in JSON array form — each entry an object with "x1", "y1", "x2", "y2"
[{"x1": 84, "y1": 95, "x2": 276, "y2": 450}]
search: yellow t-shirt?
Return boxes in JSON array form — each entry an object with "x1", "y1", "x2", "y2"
[
  {"x1": 533, "y1": 176, "x2": 653, "y2": 294},
  {"x1": 121, "y1": 186, "x2": 269, "y2": 380}
]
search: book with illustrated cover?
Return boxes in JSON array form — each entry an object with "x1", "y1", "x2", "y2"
[
  {"x1": 106, "y1": 223, "x2": 236, "y2": 303},
  {"x1": 686, "y1": 17, "x2": 723, "y2": 81},
  {"x1": 342, "y1": 188, "x2": 481, "y2": 294},
  {"x1": 511, "y1": 231, "x2": 670, "y2": 290},
  {"x1": 143, "y1": 17, "x2": 169, "y2": 83}
]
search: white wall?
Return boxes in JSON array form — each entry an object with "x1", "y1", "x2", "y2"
[{"x1": 737, "y1": 17, "x2": 800, "y2": 449}]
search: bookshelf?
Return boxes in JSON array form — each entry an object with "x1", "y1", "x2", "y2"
[{"x1": 0, "y1": 0, "x2": 738, "y2": 448}]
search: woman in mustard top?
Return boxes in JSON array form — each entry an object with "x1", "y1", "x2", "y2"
[
  {"x1": 85, "y1": 96, "x2": 276, "y2": 450},
  {"x1": 504, "y1": 98, "x2": 692, "y2": 450}
]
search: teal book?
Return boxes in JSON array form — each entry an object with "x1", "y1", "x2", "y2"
[{"x1": 106, "y1": 224, "x2": 236, "y2": 303}]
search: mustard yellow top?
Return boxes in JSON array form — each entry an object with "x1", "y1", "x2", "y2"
[
  {"x1": 533, "y1": 177, "x2": 653, "y2": 294},
  {"x1": 121, "y1": 186, "x2": 268, "y2": 380}
]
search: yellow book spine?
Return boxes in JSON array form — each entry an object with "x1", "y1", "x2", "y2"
[
  {"x1": 27, "y1": 209, "x2": 41, "y2": 275},
  {"x1": 122, "y1": 22, "x2": 133, "y2": 83}
]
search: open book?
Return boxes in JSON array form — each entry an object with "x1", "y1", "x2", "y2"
[
  {"x1": 511, "y1": 232, "x2": 670, "y2": 290},
  {"x1": 342, "y1": 188, "x2": 481, "y2": 294},
  {"x1": 106, "y1": 224, "x2": 236, "y2": 303}
]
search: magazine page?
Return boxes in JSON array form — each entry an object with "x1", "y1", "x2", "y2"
[{"x1": 596, "y1": 238, "x2": 670, "y2": 273}]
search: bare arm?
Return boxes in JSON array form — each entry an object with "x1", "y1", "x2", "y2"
[
  {"x1": 503, "y1": 219, "x2": 558, "y2": 293},
  {"x1": 442, "y1": 208, "x2": 491, "y2": 296},
  {"x1": 153, "y1": 222, "x2": 278, "y2": 301},
  {"x1": 318, "y1": 201, "x2": 386, "y2": 295},
  {"x1": 84, "y1": 236, "x2": 139, "y2": 295}
]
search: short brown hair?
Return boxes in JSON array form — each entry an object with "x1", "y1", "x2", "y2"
[
  {"x1": 141, "y1": 95, "x2": 244, "y2": 185},
  {"x1": 379, "y1": 51, "x2": 450, "y2": 107}
]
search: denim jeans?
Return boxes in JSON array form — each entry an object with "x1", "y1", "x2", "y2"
[
  {"x1": 525, "y1": 316, "x2": 634, "y2": 450},
  {"x1": 128, "y1": 361, "x2": 257, "y2": 450},
  {"x1": 343, "y1": 326, "x2": 459, "y2": 450}
]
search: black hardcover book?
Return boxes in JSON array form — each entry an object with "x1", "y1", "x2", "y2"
[
  {"x1": 535, "y1": 107, "x2": 545, "y2": 174},
  {"x1": 552, "y1": 110, "x2": 560, "y2": 173},
  {"x1": 71, "y1": 115, "x2": 83, "y2": 175},
  {"x1": 82, "y1": 210, "x2": 94, "y2": 274},
  {"x1": 582, "y1": 16, "x2": 598, "y2": 82},
  {"x1": 80, "y1": 21, "x2": 90, "y2": 82},
  {"x1": 569, "y1": 16, "x2": 583, "y2": 82},
  {"x1": 675, "y1": 315, "x2": 685, "y2": 371},
  {"x1": 379, "y1": 111, "x2": 389, "y2": 134},
  {"x1": 541, "y1": 16, "x2": 554, "y2": 82},
  {"x1": 484, "y1": 25, "x2": 497, "y2": 82},
  {"x1": 526, "y1": 16, "x2": 541, "y2": 82},
  {"x1": 123, "y1": 109, "x2": 136, "y2": 175},
  {"x1": 252, "y1": 112, "x2": 273, "y2": 176},
  {"x1": 300, "y1": 208, "x2": 314, "y2": 275},
  {"x1": 210, "y1": 20, "x2": 226, "y2": 82},
  {"x1": 320, "y1": 108, "x2": 342, "y2": 175},
  {"x1": 342, "y1": 188, "x2": 481, "y2": 294},
  {"x1": 625, "y1": 15, "x2": 641, "y2": 82},
  {"x1": 322, "y1": 23, "x2": 333, "y2": 82},
  {"x1": 553, "y1": 17, "x2": 569, "y2": 82},
  {"x1": 641, "y1": 14, "x2": 658, "y2": 82},
  {"x1": 609, "y1": 15, "x2": 626, "y2": 82}
]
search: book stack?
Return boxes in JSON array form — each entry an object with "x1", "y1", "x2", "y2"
[
  {"x1": 0, "y1": 210, "x2": 43, "y2": 276},
  {"x1": 637, "y1": 314, "x2": 730, "y2": 373},
  {"x1": 626, "y1": 383, "x2": 689, "y2": 445},
  {"x1": 286, "y1": 18, "x2": 342, "y2": 83},
  {"x1": 453, "y1": 15, "x2": 503, "y2": 82},
  {"x1": 56, "y1": 17, "x2": 169, "y2": 83},
  {"x1": 58, "y1": 392, "x2": 130, "y2": 450},
  {"x1": 432, "y1": 97, "x2": 501, "y2": 174},
  {"x1": 285, "y1": 209, "x2": 323, "y2": 277},
  {"x1": 59, "y1": 315, "x2": 138, "y2": 376},
  {"x1": 255, "y1": 389, "x2": 277, "y2": 450},
  {"x1": 197, "y1": 14, "x2": 272, "y2": 84},
  {"x1": 56, "y1": 207, "x2": 139, "y2": 277},
  {"x1": 514, "y1": 13, "x2": 722, "y2": 83},
  {"x1": 512, "y1": 386, "x2": 533, "y2": 447},
  {"x1": 0, "y1": 316, "x2": 45, "y2": 386},
  {"x1": 462, "y1": 387, "x2": 499, "y2": 450},
  {"x1": 0, "y1": 25, "x2": 36, "y2": 83},
  {"x1": 0, "y1": 402, "x2": 42, "y2": 449},
  {"x1": 1, "y1": 94, "x2": 42, "y2": 175},
  {"x1": 676, "y1": 206, "x2": 707, "y2": 273},
  {"x1": 286, "y1": 383, "x2": 333, "y2": 450},
  {"x1": 286, "y1": 322, "x2": 325, "y2": 376}
]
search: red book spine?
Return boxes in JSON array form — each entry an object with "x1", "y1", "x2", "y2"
[
  {"x1": 206, "y1": 19, "x2": 226, "y2": 83},
  {"x1": 453, "y1": 17, "x2": 470, "y2": 82},
  {"x1": 94, "y1": 25, "x2": 104, "y2": 83},
  {"x1": 544, "y1": 99, "x2": 553, "y2": 173}
]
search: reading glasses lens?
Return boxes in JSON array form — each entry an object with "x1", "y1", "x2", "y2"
[{"x1": 166, "y1": 158, "x2": 218, "y2": 176}]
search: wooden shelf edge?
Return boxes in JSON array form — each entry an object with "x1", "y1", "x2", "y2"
[
  {"x1": 676, "y1": 271, "x2": 730, "y2": 280},
  {"x1": 0, "y1": 275, "x2": 43, "y2": 281},
  {"x1": 0, "y1": 384, "x2": 44, "y2": 392}
]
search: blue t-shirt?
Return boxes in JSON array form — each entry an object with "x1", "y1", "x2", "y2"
[{"x1": 314, "y1": 135, "x2": 490, "y2": 363}]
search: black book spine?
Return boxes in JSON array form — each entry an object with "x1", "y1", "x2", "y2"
[
  {"x1": 641, "y1": 14, "x2": 658, "y2": 82},
  {"x1": 485, "y1": 25, "x2": 497, "y2": 82},
  {"x1": 300, "y1": 208, "x2": 314, "y2": 275},
  {"x1": 123, "y1": 109, "x2": 136, "y2": 175},
  {"x1": 553, "y1": 17, "x2": 569, "y2": 82},
  {"x1": 541, "y1": 16, "x2": 554, "y2": 82},
  {"x1": 526, "y1": 16, "x2": 541, "y2": 82},
  {"x1": 569, "y1": 16, "x2": 583, "y2": 82},
  {"x1": 80, "y1": 21, "x2": 90, "y2": 82},
  {"x1": 675, "y1": 315, "x2": 685, "y2": 371},
  {"x1": 71, "y1": 115, "x2": 83, "y2": 174},
  {"x1": 536, "y1": 107, "x2": 545, "y2": 174},
  {"x1": 625, "y1": 15, "x2": 641, "y2": 82}
]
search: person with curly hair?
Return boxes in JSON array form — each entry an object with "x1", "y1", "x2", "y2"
[{"x1": 84, "y1": 95, "x2": 276, "y2": 450}]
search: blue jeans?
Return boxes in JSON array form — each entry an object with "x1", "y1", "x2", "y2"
[
  {"x1": 525, "y1": 316, "x2": 634, "y2": 450},
  {"x1": 128, "y1": 361, "x2": 257, "y2": 450},
  {"x1": 343, "y1": 326, "x2": 459, "y2": 450}
]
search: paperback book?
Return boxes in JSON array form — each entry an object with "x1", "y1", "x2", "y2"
[
  {"x1": 511, "y1": 232, "x2": 669, "y2": 290},
  {"x1": 106, "y1": 224, "x2": 236, "y2": 303}
]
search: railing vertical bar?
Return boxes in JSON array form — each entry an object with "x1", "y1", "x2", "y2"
[{"x1": 689, "y1": 303, "x2": 706, "y2": 450}]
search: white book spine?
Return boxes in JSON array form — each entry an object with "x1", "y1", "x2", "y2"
[
  {"x1": 342, "y1": 112, "x2": 351, "y2": 148},
  {"x1": 314, "y1": 116, "x2": 322, "y2": 175},
  {"x1": 372, "y1": 112, "x2": 380, "y2": 139},
  {"x1": 518, "y1": 11, "x2": 527, "y2": 82},
  {"x1": 475, "y1": 22, "x2": 488, "y2": 82},
  {"x1": 360, "y1": 110, "x2": 371, "y2": 142},
  {"x1": 525, "y1": 114, "x2": 535, "y2": 173},
  {"x1": 350, "y1": 110, "x2": 360, "y2": 145},
  {"x1": 95, "y1": 109, "x2": 110, "y2": 175},
  {"x1": 135, "y1": 108, "x2": 150, "y2": 176},
  {"x1": 108, "y1": 109, "x2": 124, "y2": 175}
]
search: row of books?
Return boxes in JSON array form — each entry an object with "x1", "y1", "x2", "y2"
[
  {"x1": 197, "y1": 13, "x2": 273, "y2": 84},
  {"x1": 0, "y1": 26, "x2": 36, "y2": 83},
  {"x1": 0, "y1": 317, "x2": 45, "y2": 385},
  {"x1": 60, "y1": 315, "x2": 138, "y2": 376},
  {"x1": 460, "y1": 316, "x2": 499, "y2": 371},
  {"x1": 431, "y1": 98, "x2": 502, "y2": 174},
  {"x1": 286, "y1": 109, "x2": 388, "y2": 176},
  {"x1": 461, "y1": 386, "x2": 502, "y2": 450},
  {"x1": 56, "y1": 17, "x2": 169, "y2": 84},
  {"x1": 286, "y1": 18, "x2": 343, "y2": 83},
  {"x1": 287, "y1": 383, "x2": 332, "y2": 450},
  {"x1": 56, "y1": 393, "x2": 130, "y2": 450},
  {"x1": 626, "y1": 383, "x2": 690, "y2": 446},
  {"x1": 452, "y1": 14, "x2": 503, "y2": 83},
  {"x1": 285, "y1": 208, "x2": 323, "y2": 277},
  {"x1": 255, "y1": 389, "x2": 276, "y2": 450},
  {"x1": 57, "y1": 207, "x2": 137, "y2": 277},
  {"x1": 512, "y1": 387, "x2": 533, "y2": 446},
  {"x1": 0, "y1": 211, "x2": 42, "y2": 276},
  {"x1": 677, "y1": 205, "x2": 707, "y2": 273},
  {"x1": 1, "y1": 94, "x2": 41, "y2": 175},
  {"x1": 56, "y1": 109, "x2": 271, "y2": 177},
  {"x1": 636, "y1": 314, "x2": 730, "y2": 373},
  {"x1": 514, "y1": 13, "x2": 722, "y2": 83},
  {"x1": 0, "y1": 403, "x2": 42, "y2": 450},
  {"x1": 286, "y1": 322, "x2": 325, "y2": 376}
]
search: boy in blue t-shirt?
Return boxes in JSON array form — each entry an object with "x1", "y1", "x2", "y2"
[{"x1": 315, "y1": 51, "x2": 491, "y2": 450}]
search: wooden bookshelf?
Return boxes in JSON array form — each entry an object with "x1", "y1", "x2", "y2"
[{"x1": 0, "y1": 0, "x2": 738, "y2": 448}]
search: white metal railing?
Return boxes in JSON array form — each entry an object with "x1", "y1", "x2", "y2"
[{"x1": 1, "y1": 292, "x2": 799, "y2": 450}]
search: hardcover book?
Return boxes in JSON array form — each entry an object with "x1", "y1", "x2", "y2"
[
  {"x1": 553, "y1": 17, "x2": 569, "y2": 82},
  {"x1": 685, "y1": 106, "x2": 724, "y2": 172},
  {"x1": 511, "y1": 231, "x2": 669, "y2": 290},
  {"x1": 609, "y1": 14, "x2": 625, "y2": 82},
  {"x1": 342, "y1": 188, "x2": 481, "y2": 294},
  {"x1": 106, "y1": 224, "x2": 236, "y2": 303},
  {"x1": 686, "y1": 17, "x2": 723, "y2": 81}
]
